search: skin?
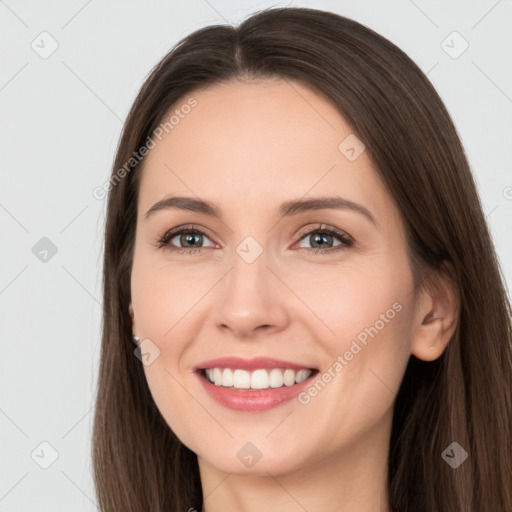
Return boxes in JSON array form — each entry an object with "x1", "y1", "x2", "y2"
[{"x1": 130, "y1": 78, "x2": 459, "y2": 512}]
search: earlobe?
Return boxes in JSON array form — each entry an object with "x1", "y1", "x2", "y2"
[
  {"x1": 410, "y1": 268, "x2": 460, "y2": 362},
  {"x1": 411, "y1": 314, "x2": 448, "y2": 361},
  {"x1": 128, "y1": 302, "x2": 140, "y2": 344}
]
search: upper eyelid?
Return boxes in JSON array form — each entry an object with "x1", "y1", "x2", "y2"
[
  {"x1": 296, "y1": 224, "x2": 353, "y2": 243},
  {"x1": 160, "y1": 224, "x2": 214, "y2": 243}
]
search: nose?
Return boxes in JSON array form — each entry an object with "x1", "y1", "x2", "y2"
[{"x1": 212, "y1": 247, "x2": 289, "y2": 340}]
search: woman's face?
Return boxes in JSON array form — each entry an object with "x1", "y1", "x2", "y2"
[{"x1": 130, "y1": 78, "x2": 419, "y2": 477}]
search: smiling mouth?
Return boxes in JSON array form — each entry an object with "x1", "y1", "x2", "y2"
[{"x1": 199, "y1": 367, "x2": 319, "y2": 391}]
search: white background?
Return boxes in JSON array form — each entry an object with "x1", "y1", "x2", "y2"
[{"x1": 1, "y1": 0, "x2": 511, "y2": 510}]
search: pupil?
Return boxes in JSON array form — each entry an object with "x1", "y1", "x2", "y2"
[
  {"x1": 312, "y1": 233, "x2": 332, "y2": 248},
  {"x1": 182, "y1": 233, "x2": 201, "y2": 248}
]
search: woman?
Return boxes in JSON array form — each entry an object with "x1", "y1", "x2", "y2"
[{"x1": 92, "y1": 6, "x2": 512, "y2": 511}]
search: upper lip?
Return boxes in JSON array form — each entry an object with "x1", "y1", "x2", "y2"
[{"x1": 194, "y1": 356, "x2": 317, "y2": 372}]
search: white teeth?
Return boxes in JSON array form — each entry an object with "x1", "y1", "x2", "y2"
[
  {"x1": 203, "y1": 367, "x2": 313, "y2": 390},
  {"x1": 213, "y1": 368, "x2": 223, "y2": 386},
  {"x1": 283, "y1": 369, "x2": 295, "y2": 386},
  {"x1": 250, "y1": 369, "x2": 269, "y2": 389},
  {"x1": 295, "y1": 369, "x2": 311, "y2": 384},
  {"x1": 222, "y1": 368, "x2": 234, "y2": 387},
  {"x1": 233, "y1": 369, "x2": 251, "y2": 389},
  {"x1": 269, "y1": 368, "x2": 284, "y2": 388}
]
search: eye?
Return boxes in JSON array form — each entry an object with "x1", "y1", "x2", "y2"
[
  {"x1": 156, "y1": 223, "x2": 354, "y2": 255},
  {"x1": 294, "y1": 224, "x2": 354, "y2": 254},
  {"x1": 156, "y1": 224, "x2": 215, "y2": 254}
]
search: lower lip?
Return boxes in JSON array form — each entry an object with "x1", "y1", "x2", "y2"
[{"x1": 196, "y1": 370, "x2": 317, "y2": 411}]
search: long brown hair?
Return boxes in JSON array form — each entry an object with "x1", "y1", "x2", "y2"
[{"x1": 92, "y1": 7, "x2": 512, "y2": 511}]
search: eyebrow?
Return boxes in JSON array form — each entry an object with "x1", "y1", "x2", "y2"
[{"x1": 145, "y1": 195, "x2": 376, "y2": 225}]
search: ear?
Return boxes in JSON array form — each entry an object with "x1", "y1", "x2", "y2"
[
  {"x1": 128, "y1": 302, "x2": 141, "y2": 345},
  {"x1": 128, "y1": 302, "x2": 136, "y2": 328},
  {"x1": 411, "y1": 266, "x2": 460, "y2": 361}
]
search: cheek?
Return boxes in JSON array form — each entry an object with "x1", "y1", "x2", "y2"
[
  {"x1": 286, "y1": 255, "x2": 412, "y2": 349},
  {"x1": 326, "y1": 275, "x2": 409, "y2": 351},
  {"x1": 130, "y1": 252, "x2": 213, "y2": 343},
  {"x1": 295, "y1": 259, "x2": 415, "y2": 430},
  {"x1": 131, "y1": 257, "x2": 209, "y2": 445},
  {"x1": 292, "y1": 255, "x2": 413, "y2": 382}
]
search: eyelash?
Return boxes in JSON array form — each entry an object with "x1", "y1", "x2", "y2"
[{"x1": 156, "y1": 223, "x2": 354, "y2": 255}]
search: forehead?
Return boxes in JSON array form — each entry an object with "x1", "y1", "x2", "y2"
[
  {"x1": 137, "y1": 78, "x2": 394, "y2": 224},
  {"x1": 144, "y1": 77, "x2": 350, "y2": 167}
]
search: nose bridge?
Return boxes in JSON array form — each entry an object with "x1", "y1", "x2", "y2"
[
  {"x1": 212, "y1": 235, "x2": 287, "y2": 336},
  {"x1": 225, "y1": 237, "x2": 270, "y2": 309}
]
